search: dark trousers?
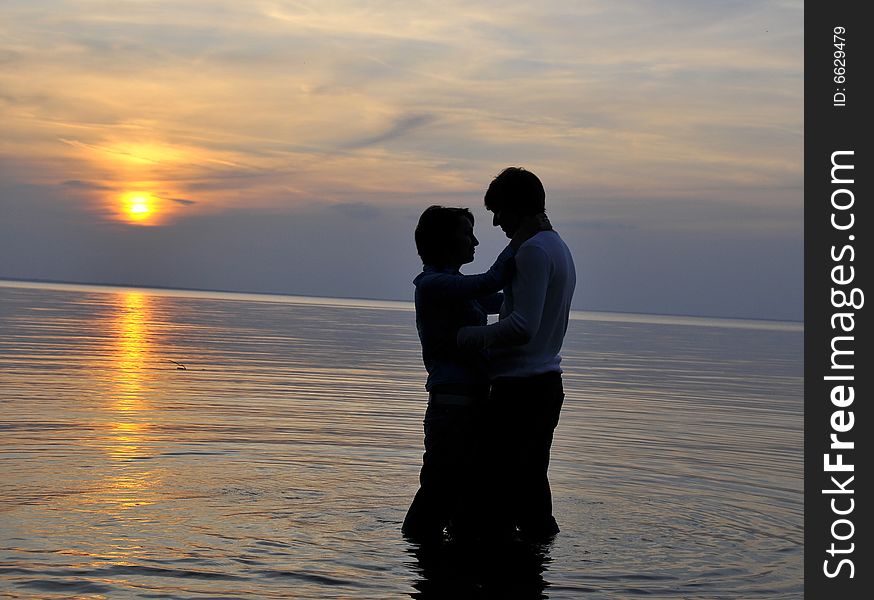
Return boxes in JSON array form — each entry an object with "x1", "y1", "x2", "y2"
[
  {"x1": 403, "y1": 400, "x2": 476, "y2": 540},
  {"x1": 480, "y1": 372, "x2": 564, "y2": 537}
]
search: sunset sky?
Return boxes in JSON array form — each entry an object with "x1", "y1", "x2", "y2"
[{"x1": 0, "y1": 0, "x2": 803, "y2": 320}]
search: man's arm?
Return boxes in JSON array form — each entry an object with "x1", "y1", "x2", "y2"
[
  {"x1": 457, "y1": 244, "x2": 550, "y2": 349},
  {"x1": 418, "y1": 245, "x2": 515, "y2": 301}
]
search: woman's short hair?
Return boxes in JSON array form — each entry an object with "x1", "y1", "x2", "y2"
[{"x1": 414, "y1": 205, "x2": 473, "y2": 266}]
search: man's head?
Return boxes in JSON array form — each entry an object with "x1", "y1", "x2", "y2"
[
  {"x1": 415, "y1": 205, "x2": 478, "y2": 267},
  {"x1": 484, "y1": 167, "x2": 546, "y2": 238}
]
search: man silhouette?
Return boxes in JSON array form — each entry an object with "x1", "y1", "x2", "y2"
[{"x1": 457, "y1": 167, "x2": 576, "y2": 539}]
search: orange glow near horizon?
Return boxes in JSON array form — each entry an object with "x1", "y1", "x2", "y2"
[{"x1": 70, "y1": 138, "x2": 212, "y2": 225}]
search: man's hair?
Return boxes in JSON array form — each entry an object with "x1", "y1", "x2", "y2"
[
  {"x1": 484, "y1": 167, "x2": 545, "y2": 215},
  {"x1": 415, "y1": 205, "x2": 474, "y2": 266}
]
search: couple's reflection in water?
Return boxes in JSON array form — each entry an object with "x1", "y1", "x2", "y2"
[{"x1": 407, "y1": 536, "x2": 552, "y2": 599}]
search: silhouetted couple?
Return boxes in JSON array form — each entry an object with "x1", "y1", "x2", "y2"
[{"x1": 403, "y1": 167, "x2": 576, "y2": 544}]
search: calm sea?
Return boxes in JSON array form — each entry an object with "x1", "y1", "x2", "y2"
[{"x1": 0, "y1": 281, "x2": 802, "y2": 599}]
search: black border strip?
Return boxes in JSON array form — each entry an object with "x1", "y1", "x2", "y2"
[{"x1": 804, "y1": 1, "x2": 871, "y2": 597}]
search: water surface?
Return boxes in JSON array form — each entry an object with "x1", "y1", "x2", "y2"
[{"x1": 0, "y1": 282, "x2": 803, "y2": 598}]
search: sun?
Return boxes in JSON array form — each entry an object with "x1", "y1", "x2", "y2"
[{"x1": 121, "y1": 192, "x2": 156, "y2": 224}]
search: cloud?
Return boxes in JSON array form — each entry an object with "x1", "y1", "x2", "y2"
[
  {"x1": 343, "y1": 114, "x2": 436, "y2": 150},
  {"x1": 61, "y1": 179, "x2": 111, "y2": 190}
]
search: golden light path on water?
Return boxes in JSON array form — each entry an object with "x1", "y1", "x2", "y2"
[{"x1": 80, "y1": 291, "x2": 163, "y2": 533}]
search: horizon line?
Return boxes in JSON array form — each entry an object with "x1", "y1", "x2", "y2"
[{"x1": 0, "y1": 276, "x2": 803, "y2": 331}]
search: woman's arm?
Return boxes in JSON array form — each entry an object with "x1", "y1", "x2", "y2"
[
  {"x1": 456, "y1": 244, "x2": 550, "y2": 349},
  {"x1": 417, "y1": 244, "x2": 515, "y2": 300}
]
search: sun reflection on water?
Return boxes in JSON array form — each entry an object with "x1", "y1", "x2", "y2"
[
  {"x1": 112, "y1": 291, "x2": 151, "y2": 410},
  {"x1": 88, "y1": 292, "x2": 164, "y2": 518},
  {"x1": 106, "y1": 421, "x2": 151, "y2": 461},
  {"x1": 103, "y1": 291, "x2": 158, "y2": 462}
]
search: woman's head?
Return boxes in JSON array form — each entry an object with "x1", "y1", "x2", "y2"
[{"x1": 415, "y1": 206, "x2": 478, "y2": 267}]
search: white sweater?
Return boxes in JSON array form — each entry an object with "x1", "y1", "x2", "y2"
[{"x1": 457, "y1": 230, "x2": 576, "y2": 378}]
